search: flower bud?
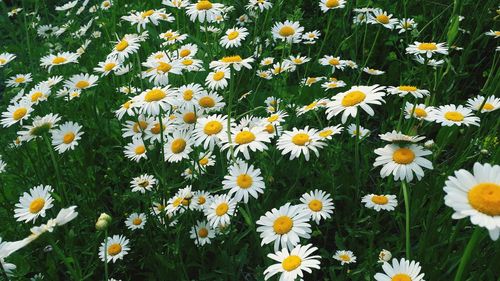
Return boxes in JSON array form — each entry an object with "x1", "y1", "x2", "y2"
[{"x1": 378, "y1": 249, "x2": 392, "y2": 263}]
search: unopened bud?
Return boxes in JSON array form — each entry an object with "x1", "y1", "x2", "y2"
[{"x1": 378, "y1": 249, "x2": 392, "y2": 263}]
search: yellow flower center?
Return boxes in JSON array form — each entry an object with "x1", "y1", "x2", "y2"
[
  {"x1": 31, "y1": 92, "x2": 43, "y2": 102},
  {"x1": 391, "y1": 274, "x2": 412, "y2": 281},
  {"x1": 179, "y1": 49, "x2": 191, "y2": 58},
  {"x1": 341, "y1": 90, "x2": 366, "y2": 106},
  {"x1": 398, "y1": 85, "x2": 417, "y2": 92},
  {"x1": 145, "y1": 89, "x2": 166, "y2": 102},
  {"x1": 215, "y1": 203, "x2": 229, "y2": 216},
  {"x1": 213, "y1": 71, "x2": 225, "y2": 81},
  {"x1": 132, "y1": 218, "x2": 142, "y2": 225},
  {"x1": 63, "y1": 132, "x2": 75, "y2": 144},
  {"x1": 236, "y1": 174, "x2": 253, "y2": 189},
  {"x1": 468, "y1": 183, "x2": 500, "y2": 216},
  {"x1": 141, "y1": 9, "x2": 154, "y2": 18},
  {"x1": 0, "y1": 59, "x2": 5, "y2": 64},
  {"x1": 171, "y1": 139, "x2": 187, "y2": 153},
  {"x1": 183, "y1": 112, "x2": 196, "y2": 124},
  {"x1": 115, "y1": 39, "x2": 129, "y2": 51},
  {"x1": 282, "y1": 255, "x2": 301, "y2": 271},
  {"x1": 52, "y1": 56, "x2": 67, "y2": 64},
  {"x1": 319, "y1": 130, "x2": 333, "y2": 138},
  {"x1": 173, "y1": 197, "x2": 182, "y2": 207},
  {"x1": 376, "y1": 14, "x2": 390, "y2": 24},
  {"x1": 414, "y1": 108, "x2": 427, "y2": 117},
  {"x1": 199, "y1": 96, "x2": 215, "y2": 108},
  {"x1": 182, "y1": 89, "x2": 194, "y2": 101},
  {"x1": 198, "y1": 228, "x2": 209, "y2": 238},
  {"x1": 483, "y1": 103, "x2": 494, "y2": 110},
  {"x1": 133, "y1": 121, "x2": 148, "y2": 133},
  {"x1": 279, "y1": 26, "x2": 295, "y2": 37},
  {"x1": 392, "y1": 148, "x2": 415, "y2": 164},
  {"x1": 495, "y1": 31, "x2": 500, "y2": 36},
  {"x1": 29, "y1": 198, "x2": 45, "y2": 214},
  {"x1": 444, "y1": 111, "x2": 464, "y2": 122},
  {"x1": 325, "y1": 0, "x2": 339, "y2": 8},
  {"x1": 267, "y1": 115, "x2": 279, "y2": 122},
  {"x1": 199, "y1": 157, "x2": 209, "y2": 165},
  {"x1": 104, "y1": 63, "x2": 116, "y2": 71},
  {"x1": 329, "y1": 58, "x2": 340, "y2": 65},
  {"x1": 150, "y1": 123, "x2": 162, "y2": 134},
  {"x1": 182, "y1": 59, "x2": 193, "y2": 66},
  {"x1": 273, "y1": 216, "x2": 293, "y2": 234},
  {"x1": 293, "y1": 58, "x2": 303, "y2": 64},
  {"x1": 235, "y1": 131, "x2": 256, "y2": 144},
  {"x1": 75, "y1": 80, "x2": 90, "y2": 89},
  {"x1": 198, "y1": 196, "x2": 206, "y2": 205},
  {"x1": 371, "y1": 195, "x2": 389, "y2": 205},
  {"x1": 196, "y1": 0, "x2": 213, "y2": 10},
  {"x1": 14, "y1": 77, "x2": 25, "y2": 83},
  {"x1": 135, "y1": 145, "x2": 146, "y2": 155},
  {"x1": 221, "y1": 55, "x2": 243, "y2": 63},
  {"x1": 107, "y1": 243, "x2": 122, "y2": 256},
  {"x1": 157, "y1": 62, "x2": 172, "y2": 73},
  {"x1": 204, "y1": 120, "x2": 222, "y2": 135},
  {"x1": 417, "y1": 43, "x2": 438, "y2": 51},
  {"x1": 265, "y1": 124, "x2": 275, "y2": 133},
  {"x1": 227, "y1": 31, "x2": 239, "y2": 40},
  {"x1": 308, "y1": 199, "x2": 323, "y2": 211},
  {"x1": 292, "y1": 133, "x2": 310, "y2": 146}
]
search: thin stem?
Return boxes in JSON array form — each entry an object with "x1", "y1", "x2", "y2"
[
  {"x1": 44, "y1": 134, "x2": 67, "y2": 204},
  {"x1": 402, "y1": 180, "x2": 411, "y2": 260},
  {"x1": 104, "y1": 230, "x2": 109, "y2": 281},
  {"x1": 453, "y1": 227, "x2": 482, "y2": 281}
]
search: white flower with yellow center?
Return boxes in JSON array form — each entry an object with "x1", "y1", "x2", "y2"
[
  {"x1": 221, "y1": 126, "x2": 271, "y2": 160},
  {"x1": 172, "y1": 83, "x2": 204, "y2": 108},
  {"x1": 209, "y1": 55, "x2": 254, "y2": 71},
  {"x1": 404, "y1": 102, "x2": 434, "y2": 121},
  {"x1": 319, "y1": 0, "x2": 346, "y2": 12},
  {"x1": 51, "y1": 121, "x2": 83, "y2": 153},
  {"x1": 347, "y1": 124, "x2": 370, "y2": 139},
  {"x1": 302, "y1": 30, "x2": 321, "y2": 44},
  {"x1": 166, "y1": 186, "x2": 194, "y2": 215},
  {"x1": 190, "y1": 220, "x2": 215, "y2": 246},
  {"x1": 466, "y1": 95, "x2": 499, "y2": 113},
  {"x1": 133, "y1": 86, "x2": 174, "y2": 116},
  {"x1": 193, "y1": 91, "x2": 226, "y2": 112},
  {"x1": 194, "y1": 151, "x2": 216, "y2": 174},
  {"x1": 321, "y1": 79, "x2": 347, "y2": 91},
  {"x1": 289, "y1": 54, "x2": 311, "y2": 65},
  {"x1": 260, "y1": 57, "x2": 275, "y2": 66},
  {"x1": 40, "y1": 51, "x2": 79, "y2": 72},
  {"x1": 125, "y1": 213, "x2": 147, "y2": 230},
  {"x1": 124, "y1": 138, "x2": 147, "y2": 162},
  {"x1": 485, "y1": 30, "x2": 500, "y2": 38},
  {"x1": 99, "y1": 235, "x2": 130, "y2": 263},
  {"x1": 163, "y1": 0, "x2": 189, "y2": 8},
  {"x1": 193, "y1": 114, "x2": 229, "y2": 150},
  {"x1": 179, "y1": 57, "x2": 203, "y2": 72},
  {"x1": 205, "y1": 67, "x2": 230, "y2": 90},
  {"x1": 144, "y1": 117, "x2": 172, "y2": 144},
  {"x1": 299, "y1": 189, "x2": 334, "y2": 224},
  {"x1": 444, "y1": 162, "x2": 500, "y2": 240},
  {"x1": 186, "y1": 0, "x2": 224, "y2": 23},
  {"x1": 142, "y1": 57, "x2": 182, "y2": 86},
  {"x1": 14, "y1": 185, "x2": 54, "y2": 223},
  {"x1": 222, "y1": 160, "x2": 265, "y2": 203},
  {"x1": 264, "y1": 110, "x2": 288, "y2": 125},
  {"x1": 319, "y1": 55, "x2": 346, "y2": 73},
  {"x1": 325, "y1": 85, "x2": 386, "y2": 123},
  {"x1": 204, "y1": 194, "x2": 237, "y2": 227},
  {"x1": 256, "y1": 203, "x2": 312, "y2": 251},
  {"x1": 164, "y1": 130, "x2": 194, "y2": 163},
  {"x1": 406, "y1": 41, "x2": 448, "y2": 58},
  {"x1": 317, "y1": 125, "x2": 343, "y2": 140},
  {"x1": 379, "y1": 130, "x2": 425, "y2": 143},
  {"x1": 100, "y1": 0, "x2": 113, "y2": 10},
  {"x1": 263, "y1": 243, "x2": 320, "y2": 281},
  {"x1": 257, "y1": 70, "x2": 273, "y2": 80},
  {"x1": 301, "y1": 76, "x2": 325, "y2": 87},
  {"x1": 362, "y1": 194, "x2": 398, "y2": 212},
  {"x1": 109, "y1": 34, "x2": 141, "y2": 60},
  {"x1": 192, "y1": 190, "x2": 212, "y2": 211},
  {"x1": 94, "y1": 56, "x2": 122, "y2": 76},
  {"x1": 375, "y1": 258, "x2": 425, "y2": 281},
  {"x1": 387, "y1": 85, "x2": 430, "y2": 98},
  {"x1": 271, "y1": 20, "x2": 304, "y2": 43},
  {"x1": 374, "y1": 144, "x2": 433, "y2": 182},
  {"x1": 121, "y1": 115, "x2": 152, "y2": 139},
  {"x1": 1, "y1": 100, "x2": 33, "y2": 128},
  {"x1": 0, "y1": 52, "x2": 16, "y2": 68},
  {"x1": 277, "y1": 126, "x2": 326, "y2": 161},
  {"x1": 396, "y1": 18, "x2": 417, "y2": 34},
  {"x1": 431, "y1": 104, "x2": 480, "y2": 127},
  {"x1": 363, "y1": 67, "x2": 385, "y2": 76},
  {"x1": 160, "y1": 30, "x2": 188, "y2": 45},
  {"x1": 367, "y1": 9, "x2": 398, "y2": 29},
  {"x1": 130, "y1": 174, "x2": 157, "y2": 193},
  {"x1": 24, "y1": 84, "x2": 51, "y2": 105},
  {"x1": 246, "y1": 0, "x2": 273, "y2": 12},
  {"x1": 6, "y1": 73, "x2": 32, "y2": 88},
  {"x1": 18, "y1": 113, "x2": 61, "y2": 142},
  {"x1": 220, "y1": 27, "x2": 248, "y2": 48},
  {"x1": 63, "y1": 73, "x2": 98, "y2": 91},
  {"x1": 333, "y1": 250, "x2": 356, "y2": 265},
  {"x1": 122, "y1": 9, "x2": 172, "y2": 32},
  {"x1": 176, "y1": 43, "x2": 198, "y2": 59}
]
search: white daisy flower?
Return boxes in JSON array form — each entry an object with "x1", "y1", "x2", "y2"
[
  {"x1": 319, "y1": 55, "x2": 346, "y2": 72},
  {"x1": 125, "y1": 213, "x2": 147, "y2": 230},
  {"x1": 333, "y1": 250, "x2": 357, "y2": 265},
  {"x1": 133, "y1": 86, "x2": 174, "y2": 116},
  {"x1": 1, "y1": 100, "x2": 33, "y2": 128},
  {"x1": 14, "y1": 185, "x2": 54, "y2": 223},
  {"x1": 406, "y1": 41, "x2": 448, "y2": 58},
  {"x1": 24, "y1": 84, "x2": 51, "y2": 105},
  {"x1": 373, "y1": 144, "x2": 433, "y2": 182},
  {"x1": 18, "y1": 114, "x2": 61, "y2": 142},
  {"x1": 263, "y1": 243, "x2": 320, "y2": 280},
  {"x1": 204, "y1": 194, "x2": 237, "y2": 228},
  {"x1": 379, "y1": 130, "x2": 425, "y2": 143},
  {"x1": 484, "y1": 30, "x2": 500, "y2": 38},
  {"x1": 164, "y1": 130, "x2": 194, "y2": 163},
  {"x1": 194, "y1": 91, "x2": 226, "y2": 112},
  {"x1": 94, "y1": 56, "x2": 122, "y2": 76},
  {"x1": 220, "y1": 27, "x2": 249, "y2": 48},
  {"x1": 109, "y1": 34, "x2": 141, "y2": 60},
  {"x1": 246, "y1": 0, "x2": 272, "y2": 12},
  {"x1": 40, "y1": 51, "x2": 79, "y2": 72},
  {"x1": 404, "y1": 102, "x2": 434, "y2": 121},
  {"x1": 190, "y1": 220, "x2": 216, "y2": 246},
  {"x1": 396, "y1": 18, "x2": 417, "y2": 34},
  {"x1": 0, "y1": 52, "x2": 16, "y2": 68},
  {"x1": 6, "y1": 73, "x2": 32, "y2": 88},
  {"x1": 319, "y1": 0, "x2": 346, "y2": 12},
  {"x1": 277, "y1": 126, "x2": 326, "y2": 161},
  {"x1": 221, "y1": 126, "x2": 271, "y2": 160},
  {"x1": 375, "y1": 258, "x2": 425, "y2": 281},
  {"x1": 51, "y1": 121, "x2": 84, "y2": 153},
  {"x1": 63, "y1": 73, "x2": 99, "y2": 91},
  {"x1": 186, "y1": 0, "x2": 224, "y2": 23},
  {"x1": 367, "y1": 9, "x2": 398, "y2": 29},
  {"x1": 130, "y1": 174, "x2": 157, "y2": 193},
  {"x1": 466, "y1": 95, "x2": 500, "y2": 113},
  {"x1": 362, "y1": 194, "x2": 398, "y2": 212},
  {"x1": 387, "y1": 85, "x2": 430, "y2": 98},
  {"x1": 271, "y1": 20, "x2": 304, "y2": 43},
  {"x1": 193, "y1": 114, "x2": 229, "y2": 150},
  {"x1": 347, "y1": 124, "x2": 370, "y2": 139},
  {"x1": 299, "y1": 189, "x2": 334, "y2": 224},
  {"x1": 205, "y1": 67, "x2": 230, "y2": 90},
  {"x1": 362, "y1": 67, "x2": 385, "y2": 75},
  {"x1": 431, "y1": 104, "x2": 480, "y2": 127},
  {"x1": 209, "y1": 55, "x2": 254, "y2": 71},
  {"x1": 222, "y1": 160, "x2": 265, "y2": 203},
  {"x1": 99, "y1": 235, "x2": 130, "y2": 263},
  {"x1": 124, "y1": 138, "x2": 147, "y2": 162},
  {"x1": 317, "y1": 125, "x2": 343, "y2": 140}
]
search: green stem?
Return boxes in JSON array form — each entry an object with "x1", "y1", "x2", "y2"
[
  {"x1": 104, "y1": 230, "x2": 109, "y2": 281},
  {"x1": 44, "y1": 134, "x2": 67, "y2": 204},
  {"x1": 402, "y1": 180, "x2": 411, "y2": 260},
  {"x1": 454, "y1": 227, "x2": 482, "y2": 281}
]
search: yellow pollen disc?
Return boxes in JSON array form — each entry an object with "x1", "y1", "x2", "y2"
[
  {"x1": 104, "y1": 63, "x2": 116, "y2": 71},
  {"x1": 215, "y1": 203, "x2": 229, "y2": 216},
  {"x1": 63, "y1": 132, "x2": 75, "y2": 144},
  {"x1": 414, "y1": 108, "x2": 427, "y2": 117},
  {"x1": 115, "y1": 39, "x2": 129, "y2": 51},
  {"x1": 171, "y1": 139, "x2": 187, "y2": 154},
  {"x1": 52, "y1": 56, "x2": 67, "y2": 64},
  {"x1": 0, "y1": 59, "x2": 5, "y2": 64},
  {"x1": 391, "y1": 274, "x2": 412, "y2": 281},
  {"x1": 198, "y1": 196, "x2": 206, "y2": 205},
  {"x1": 444, "y1": 111, "x2": 464, "y2": 122},
  {"x1": 398, "y1": 85, "x2": 417, "y2": 92},
  {"x1": 221, "y1": 55, "x2": 243, "y2": 63},
  {"x1": 308, "y1": 199, "x2": 323, "y2": 211},
  {"x1": 236, "y1": 174, "x2": 253, "y2": 189},
  {"x1": 179, "y1": 49, "x2": 191, "y2": 58},
  {"x1": 279, "y1": 26, "x2": 295, "y2": 37},
  {"x1": 273, "y1": 216, "x2": 293, "y2": 235},
  {"x1": 213, "y1": 71, "x2": 225, "y2": 81},
  {"x1": 181, "y1": 198, "x2": 189, "y2": 206},
  {"x1": 306, "y1": 101, "x2": 318, "y2": 110},
  {"x1": 15, "y1": 77, "x2": 25, "y2": 83},
  {"x1": 183, "y1": 112, "x2": 196, "y2": 124},
  {"x1": 282, "y1": 255, "x2": 301, "y2": 271},
  {"x1": 198, "y1": 228, "x2": 209, "y2": 238},
  {"x1": 132, "y1": 218, "x2": 142, "y2": 225},
  {"x1": 495, "y1": 31, "x2": 500, "y2": 36},
  {"x1": 306, "y1": 78, "x2": 317, "y2": 84},
  {"x1": 418, "y1": 43, "x2": 437, "y2": 51},
  {"x1": 204, "y1": 120, "x2": 222, "y2": 135},
  {"x1": 182, "y1": 59, "x2": 193, "y2": 66},
  {"x1": 155, "y1": 53, "x2": 165, "y2": 59},
  {"x1": 141, "y1": 9, "x2": 154, "y2": 18},
  {"x1": 319, "y1": 130, "x2": 333, "y2": 138},
  {"x1": 468, "y1": 183, "x2": 500, "y2": 216},
  {"x1": 199, "y1": 158, "x2": 209, "y2": 165},
  {"x1": 265, "y1": 124, "x2": 275, "y2": 133},
  {"x1": 371, "y1": 195, "x2": 389, "y2": 205},
  {"x1": 133, "y1": 121, "x2": 148, "y2": 133},
  {"x1": 138, "y1": 180, "x2": 149, "y2": 188},
  {"x1": 75, "y1": 80, "x2": 90, "y2": 89},
  {"x1": 103, "y1": 1, "x2": 110, "y2": 7},
  {"x1": 199, "y1": 96, "x2": 215, "y2": 108},
  {"x1": 31, "y1": 92, "x2": 43, "y2": 102},
  {"x1": 135, "y1": 145, "x2": 146, "y2": 155},
  {"x1": 29, "y1": 198, "x2": 45, "y2": 214},
  {"x1": 227, "y1": 31, "x2": 239, "y2": 40},
  {"x1": 196, "y1": 0, "x2": 213, "y2": 10},
  {"x1": 292, "y1": 133, "x2": 310, "y2": 146},
  {"x1": 235, "y1": 131, "x2": 256, "y2": 145},
  {"x1": 157, "y1": 62, "x2": 172, "y2": 73},
  {"x1": 308, "y1": 34, "x2": 315, "y2": 38},
  {"x1": 376, "y1": 14, "x2": 390, "y2": 24},
  {"x1": 145, "y1": 89, "x2": 166, "y2": 102},
  {"x1": 183, "y1": 90, "x2": 194, "y2": 100},
  {"x1": 329, "y1": 58, "x2": 340, "y2": 65},
  {"x1": 325, "y1": 0, "x2": 339, "y2": 8},
  {"x1": 173, "y1": 197, "x2": 182, "y2": 207},
  {"x1": 107, "y1": 244, "x2": 122, "y2": 256},
  {"x1": 341, "y1": 90, "x2": 366, "y2": 106},
  {"x1": 392, "y1": 148, "x2": 415, "y2": 164},
  {"x1": 483, "y1": 103, "x2": 494, "y2": 110},
  {"x1": 293, "y1": 59, "x2": 303, "y2": 64},
  {"x1": 267, "y1": 115, "x2": 279, "y2": 122},
  {"x1": 150, "y1": 123, "x2": 162, "y2": 134}
]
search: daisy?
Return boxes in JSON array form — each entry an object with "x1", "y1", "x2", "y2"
[
  {"x1": 6, "y1": 73, "x2": 32, "y2": 88},
  {"x1": 101, "y1": 0, "x2": 112, "y2": 10},
  {"x1": 246, "y1": 0, "x2": 273, "y2": 12},
  {"x1": 374, "y1": 258, "x2": 425, "y2": 281},
  {"x1": 302, "y1": 30, "x2": 321, "y2": 44},
  {"x1": 24, "y1": 84, "x2": 51, "y2": 105},
  {"x1": 431, "y1": 104, "x2": 480, "y2": 127},
  {"x1": 190, "y1": 220, "x2": 216, "y2": 246},
  {"x1": 18, "y1": 114, "x2": 61, "y2": 142},
  {"x1": 256, "y1": 203, "x2": 312, "y2": 251},
  {"x1": 319, "y1": 55, "x2": 346, "y2": 72},
  {"x1": 220, "y1": 27, "x2": 249, "y2": 48},
  {"x1": 64, "y1": 73, "x2": 98, "y2": 91},
  {"x1": 94, "y1": 56, "x2": 122, "y2": 76},
  {"x1": 122, "y1": 115, "x2": 151, "y2": 139},
  {"x1": 51, "y1": 121, "x2": 83, "y2": 153},
  {"x1": 466, "y1": 95, "x2": 500, "y2": 113},
  {"x1": 374, "y1": 144, "x2": 433, "y2": 182},
  {"x1": 125, "y1": 213, "x2": 147, "y2": 230},
  {"x1": 40, "y1": 52, "x2": 78, "y2": 71},
  {"x1": 363, "y1": 67, "x2": 385, "y2": 75},
  {"x1": 387, "y1": 85, "x2": 430, "y2": 98},
  {"x1": 333, "y1": 250, "x2": 357, "y2": 265},
  {"x1": 142, "y1": 58, "x2": 182, "y2": 86},
  {"x1": 14, "y1": 185, "x2": 54, "y2": 223},
  {"x1": 144, "y1": 118, "x2": 171, "y2": 144},
  {"x1": 271, "y1": 20, "x2": 304, "y2": 43},
  {"x1": 115, "y1": 99, "x2": 136, "y2": 120},
  {"x1": 192, "y1": 190, "x2": 212, "y2": 211},
  {"x1": 124, "y1": 138, "x2": 147, "y2": 162},
  {"x1": 210, "y1": 55, "x2": 254, "y2": 71},
  {"x1": 133, "y1": 86, "x2": 174, "y2": 116},
  {"x1": 257, "y1": 70, "x2": 273, "y2": 80},
  {"x1": 321, "y1": 79, "x2": 347, "y2": 90},
  {"x1": 299, "y1": 190, "x2": 334, "y2": 224},
  {"x1": 277, "y1": 126, "x2": 326, "y2": 161},
  {"x1": 220, "y1": 126, "x2": 271, "y2": 160},
  {"x1": 166, "y1": 186, "x2": 194, "y2": 215},
  {"x1": 193, "y1": 114, "x2": 228, "y2": 150},
  {"x1": 379, "y1": 130, "x2": 425, "y2": 143},
  {"x1": 362, "y1": 194, "x2": 398, "y2": 212},
  {"x1": 378, "y1": 249, "x2": 392, "y2": 263},
  {"x1": 319, "y1": 0, "x2": 346, "y2": 12},
  {"x1": 222, "y1": 160, "x2": 265, "y2": 203},
  {"x1": 179, "y1": 57, "x2": 204, "y2": 72},
  {"x1": 443, "y1": 162, "x2": 500, "y2": 240},
  {"x1": 194, "y1": 91, "x2": 226, "y2": 112},
  {"x1": 485, "y1": 30, "x2": 500, "y2": 38},
  {"x1": 130, "y1": 174, "x2": 157, "y2": 193},
  {"x1": 186, "y1": 1, "x2": 224, "y2": 23},
  {"x1": 263, "y1": 243, "x2": 320, "y2": 281},
  {"x1": 163, "y1": 0, "x2": 189, "y2": 8},
  {"x1": 109, "y1": 34, "x2": 141, "y2": 60},
  {"x1": 406, "y1": 41, "x2": 448, "y2": 58},
  {"x1": 1, "y1": 100, "x2": 33, "y2": 128},
  {"x1": 0, "y1": 52, "x2": 16, "y2": 68},
  {"x1": 396, "y1": 18, "x2": 417, "y2": 34},
  {"x1": 302, "y1": 76, "x2": 325, "y2": 87},
  {"x1": 413, "y1": 55, "x2": 444, "y2": 67},
  {"x1": 99, "y1": 235, "x2": 130, "y2": 263},
  {"x1": 325, "y1": 85, "x2": 386, "y2": 123},
  {"x1": 368, "y1": 9, "x2": 398, "y2": 29},
  {"x1": 164, "y1": 130, "x2": 193, "y2": 163},
  {"x1": 289, "y1": 54, "x2": 310, "y2": 65},
  {"x1": 195, "y1": 151, "x2": 216, "y2": 173},
  {"x1": 404, "y1": 102, "x2": 434, "y2": 121},
  {"x1": 205, "y1": 67, "x2": 230, "y2": 90},
  {"x1": 204, "y1": 194, "x2": 237, "y2": 227},
  {"x1": 317, "y1": 125, "x2": 343, "y2": 140},
  {"x1": 160, "y1": 30, "x2": 188, "y2": 45}
]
